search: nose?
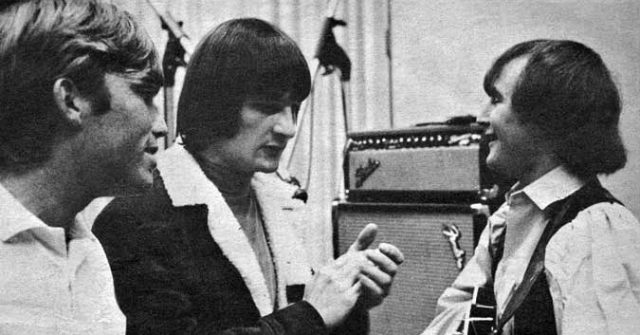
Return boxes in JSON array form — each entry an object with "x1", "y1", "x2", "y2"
[
  {"x1": 151, "y1": 105, "x2": 168, "y2": 139},
  {"x1": 273, "y1": 107, "x2": 296, "y2": 138},
  {"x1": 477, "y1": 102, "x2": 492, "y2": 124}
]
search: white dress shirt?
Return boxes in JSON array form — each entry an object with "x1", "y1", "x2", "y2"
[
  {"x1": 423, "y1": 166, "x2": 640, "y2": 335},
  {"x1": 0, "y1": 185, "x2": 125, "y2": 334}
]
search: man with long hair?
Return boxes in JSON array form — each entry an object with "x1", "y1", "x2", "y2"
[
  {"x1": 424, "y1": 40, "x2": 640, "y2": 335},
  {"x1": 94, "y1": 18, "x2": 403, "y2": 335}
]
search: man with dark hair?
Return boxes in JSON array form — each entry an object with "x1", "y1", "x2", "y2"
[
  {"x1": 94, "y1": 18, "x2": 403, "y2": 335},
  {"x1": 0, "y1": 0, "x2": 166, "y2": 333},
  {"x1": 423, "y1": 39, "x2": 640, "y2": 335}
]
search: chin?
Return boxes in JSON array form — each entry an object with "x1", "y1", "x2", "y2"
[
  {"x1": 110, "y1": 169, "x2": 155, "y2": 197},
  {"x1": 134, "y1": 166, "x2": 156, "y2": 187}
]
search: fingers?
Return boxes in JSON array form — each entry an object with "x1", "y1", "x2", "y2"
[
  {"x1": 334, "y1": 250, "x2": 375, "y2": 285},
  {"x1": 358, "y1": 262, "x2": 392, "y2": 292},
  {"x1": 356, "y1": 273, "x2": 386, "y2": 310},
  {"x1": 378, "y1": 242, "x2": 405, "y2": 265},
  {"x1": 357, "y1": 273, "x2": 385, "y2": 298},
  {"x1": 338, "y1": 250, "x2": 394, "y2": 295},
  {"x1": 348, "y1": 223, "x2": 378, "y2": 252},
  {"x1": 349, "y1": 278, "x2": 363, "y2": 295},
  {"x1": 364, "y1": 248, "x2": 398, "y2": 277}
]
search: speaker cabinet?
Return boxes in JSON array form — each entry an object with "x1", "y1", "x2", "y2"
[{"x1": 333, "y1": 201, "x2": 488, "y2": 335}]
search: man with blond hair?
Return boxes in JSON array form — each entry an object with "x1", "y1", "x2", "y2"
[{"x1": 0, "y1": 0, "x2": 166, "y2": 333}]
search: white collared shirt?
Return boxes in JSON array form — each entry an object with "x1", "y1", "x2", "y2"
[
  {"x1": 493, "y1": 167, "x2": 584, "y2": 333},
  {"x1": 424, "y1": 166, "x2": 640, "y2": 335},
  {"x1": 0, "y1": 185, "x2": 125, "y2": 334}
]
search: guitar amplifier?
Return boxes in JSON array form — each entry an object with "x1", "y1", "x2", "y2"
[
  {"x1": 333, "y1": 201, "x2": 489, "y2": 335},
  {"x1": 344, "y1": 123, "x2": 494, "y2": 203}
]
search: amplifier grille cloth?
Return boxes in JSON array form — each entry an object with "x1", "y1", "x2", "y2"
[{"x1": 335, "y1": 205, "x2": 476, "y2": 335}]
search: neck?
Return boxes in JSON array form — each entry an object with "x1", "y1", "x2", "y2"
[
  {"x1": 194, "y1": 151, "x2": 253, "y2": 198},
  {"x1": 0, "y1": 165, "x2": 93, "y2": 230},
  {"x1": 516, "y1": 153, "x2": 560, "y2": 187}
]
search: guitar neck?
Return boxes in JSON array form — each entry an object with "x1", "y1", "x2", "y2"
[{"x1": 455, "y1": 286, "x2": 496, "y2": 335}]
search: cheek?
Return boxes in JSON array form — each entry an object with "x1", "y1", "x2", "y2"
[{"x1": 124, "y1": 108, "x2": 154, "y2": 143}]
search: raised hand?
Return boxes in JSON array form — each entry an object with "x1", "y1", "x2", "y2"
[
  {"x1": 347, "y1": 224, "x2": 404, "y2": 309},
  {"x1": 304, "y1": 223, "x2": 404, "y2": 329}
]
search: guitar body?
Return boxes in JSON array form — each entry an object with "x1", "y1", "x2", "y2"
[{"x1": 454, "y1": 286, "x2": 496, "y2": 335}]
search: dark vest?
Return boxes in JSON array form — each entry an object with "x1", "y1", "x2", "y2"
[{"x1": 492, "y1": 179, "x2": 621, "y2": 335}]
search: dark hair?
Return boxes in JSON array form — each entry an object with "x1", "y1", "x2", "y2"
[
  {"x1": 483, "y1": 39, "x2": 626, "y2": 178},
  {"x1": 177, "y1": 18, "x2": 311, "y2": 153},
  {"x1": 0, "y1": 0, "x2": 161, "y2": 172}
]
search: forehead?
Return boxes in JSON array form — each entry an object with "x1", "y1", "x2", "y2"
[{"x1": 494, "y1": 56, "x2": 528, "y2": 97}]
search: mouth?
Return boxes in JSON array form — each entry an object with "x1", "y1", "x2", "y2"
[
  {"x1": 483, "y1": 129, "x2": 497, "y2": 143},
  {"x1": 263, "y1": 144, "x2": 285, "y2": 153}
]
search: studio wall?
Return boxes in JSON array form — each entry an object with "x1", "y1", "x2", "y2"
[
  {"x1": 391, "y1": 0, "x2": 640, "y2": 217},
  {"x1": 79, "y1": 1, "x2": 639, "y2": 257}
]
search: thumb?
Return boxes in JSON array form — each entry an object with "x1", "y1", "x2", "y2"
[{"x1": 348, "y1": 223, "x2": 378, "y2": 252}]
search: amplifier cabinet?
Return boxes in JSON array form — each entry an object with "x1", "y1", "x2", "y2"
[{"x1": 333, "y1": 201, "x2": 488, "y2": 335}]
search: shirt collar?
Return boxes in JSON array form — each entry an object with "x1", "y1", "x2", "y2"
[
  {"x1": 0, "y1": 183, "x2": 46, "y2": 241},
  {"x1": 0, "y1": 183, "x2": 93, "y2": 242},
  {"x1": 508, "y1": 166, "x2": 585, "y2": 211}
]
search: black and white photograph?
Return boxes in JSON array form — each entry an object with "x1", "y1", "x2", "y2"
[{"x1": 0, "y1": 1, "x2": 638, "y2": 334}]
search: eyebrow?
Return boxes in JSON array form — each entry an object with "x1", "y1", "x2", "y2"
[
  {"x1": 140, "y1": 69, "x2": 164, "y2": 90},
  {"x1": 127, "y1": 69, "x2": 163, "y2": 96}
]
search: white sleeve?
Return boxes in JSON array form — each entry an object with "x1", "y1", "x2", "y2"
[{"x1": 545, "y1": 202, "x2": 640, "y2": 335}]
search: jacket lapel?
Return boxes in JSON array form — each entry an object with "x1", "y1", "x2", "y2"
[
  {"x1": 252, "y1": 173, "x2": 313, "y2": 306},
  {"x1": 156, "y1": 144, "x2": 273, "y2": 316}
]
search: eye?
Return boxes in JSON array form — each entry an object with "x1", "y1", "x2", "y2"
[
  {"x1": 132, "y1": 84, "x2": 159, "y2": 104},
  {"x1": 489, "y1": 94, "x2": 502, "y2": 105},
  {"x1": 261, "y1": 105, "x2": 283, "y2": 115},
  {"x1": 246, "y1": 101, "x2": 284, "y2": 115}
]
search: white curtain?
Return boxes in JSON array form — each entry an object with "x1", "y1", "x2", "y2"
[{"x1": 88, "y1": 0, "x2": 392, "y2": 266}]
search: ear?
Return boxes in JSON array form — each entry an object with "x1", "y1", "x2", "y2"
[{"x1": 52, "y1": 78, "x2": 90, "y2": 128}]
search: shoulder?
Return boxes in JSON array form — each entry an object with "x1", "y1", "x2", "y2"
[
  {"x1": 92, "y1": 173, "x2": 182, "y2": 235},
  {"x1": 92, "y1": 173, "x2": 203, "y2": 265},
  {"x1": 545, "y1": 202, "x2": 640, "y2": 333},
  {"x1": 554, "y1": 201, "x2": 640, "y2": 244},
  {"x1": 546, "y1": 201, "x2": 640, "y2": 280}
]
